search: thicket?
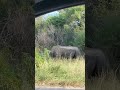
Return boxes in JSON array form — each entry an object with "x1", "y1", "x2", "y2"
[
  {"x1": 35, "y1": 5, "x2": 85, "y2": 51},
  {"x1": 0, "y1": 0, "x2": 34, "y2": 90}
]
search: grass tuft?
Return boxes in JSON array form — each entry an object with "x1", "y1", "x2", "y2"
[{"x1": 35, "y1": 58, "x2": 85, "y2": 87}]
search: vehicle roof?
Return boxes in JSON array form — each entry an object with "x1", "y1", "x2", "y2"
[{"x1": 35, "y1": 0, "x2": 85, "y2": 17}]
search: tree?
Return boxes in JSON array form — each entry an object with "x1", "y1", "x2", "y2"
[{"x1": 35, "y1": 5, "x2": 85, "y2": 50}]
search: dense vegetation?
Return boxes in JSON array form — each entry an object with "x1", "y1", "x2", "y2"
[
  {"x1": 35, "y1": 5, "x2": 85, "y2": 87},
  {"x1": 0, "y1": 0, "x2": 34, "y2": 90},
  {"x1": 35, "y1": 5, "x2": 85, "y2": 51},
  {"x1": 35, "y1": 49, "x2": 85, "y2": 87}
]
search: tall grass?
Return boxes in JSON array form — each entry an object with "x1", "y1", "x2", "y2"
[
  {"x1": 86, "y1": 70, "x2": 120, "y2": 90},
  {"x1": 35, "y1": 48, "x2": 85, "y2": 87}
]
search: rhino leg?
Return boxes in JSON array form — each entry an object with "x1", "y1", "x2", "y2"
[{"x1": 86, "y1": 55, "x2": 97, "y2": 79}]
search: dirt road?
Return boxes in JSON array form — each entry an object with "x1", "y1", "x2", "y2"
[{"x1": 35, "y1": 86, "x2": 85, "y2": 90}]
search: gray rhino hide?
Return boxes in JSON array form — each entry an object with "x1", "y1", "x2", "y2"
[
  {"x1": 85, "y1": 48, "x2": 110, "y2": 79},
  {"x1": 50, "y1": 46, "x2": 81, "y2": 59}
]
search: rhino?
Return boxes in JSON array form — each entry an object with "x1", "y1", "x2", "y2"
[
  {"x1": 49, "y1": 45, "x2": 81, "y2": 59},
  {"x1": 85, "y1": 47, "x2": 110, "y2": 79}
]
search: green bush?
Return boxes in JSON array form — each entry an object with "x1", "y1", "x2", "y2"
[
  {"x1": 35, "y1": 48, "x2": 51, "y2": 68},
  {"x1": 0, "y1": 48, "x2": 21, "y2": 90},
  {"x1": 0, "y1": 47, "x2": 34, "y2": 90},
  {"x1": 35, "y1": 48, "x2": 44, "y2": 68}
]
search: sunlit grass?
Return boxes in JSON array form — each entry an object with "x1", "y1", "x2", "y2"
[{"x1": 35, "y1": 57, "x2": 85, "y2": 87}]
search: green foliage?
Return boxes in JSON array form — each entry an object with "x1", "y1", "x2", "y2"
[
  {"x1": 35, "y1": 48, "x2": 44, "y2": 68},
  {"x1": 35, "y1": 48, "x2": 51, "y2": 68},
  {"x1": 74, "y1": 30, "x2": 85, "y2": 50},
  {"x1": 0, "y1": 48, "x2": 21, "y2": 90},
  {"x1": 47, "y1": 15, "x2": 66, "y2": 28},
  {"x1": 35, "y1": 47, "x2": 85, "y2": 87},
  {"x1": 0, "y1": 47, "x2": 34, "y2": 90},
  {"x1": 21, "y1": 52, "x2": 34, "y2": 89},
  {"x1": 35, "y1": 5, "x2": 85, "y2": 50},
  {"x1": 43, "y1": 48, "x2": 51, "y2": 60},
  {"x1": 0, "y1": 0, "x2": 34, "y2": 89},
  {"x1": 35, "y1": 5, "x2": 85, "y2": 86}
]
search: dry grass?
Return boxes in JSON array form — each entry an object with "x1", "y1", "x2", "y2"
[
  {"x1": 35, "y1": 57, "x2": 85, "y2": 87},
  {"x1": 86, "y1": 70, "x2": 120, "y2": 90}
]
